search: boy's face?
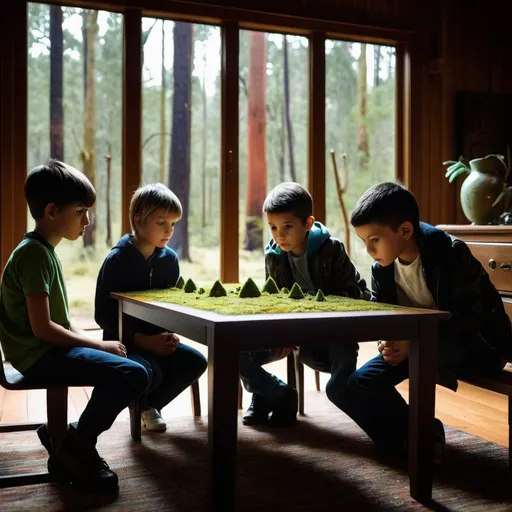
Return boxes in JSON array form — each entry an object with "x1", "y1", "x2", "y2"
[
  {"x1": 51, "y1": 203, "x2": 90, "y2": 241},
  {"x1": 135, "y1": 208, "x2": 181, "y2": 249},
  {"x1": 266, "y1": 212, "x2": 314, "y2": 257},
  {"x1": 354, "y1": 222, "x2": 413, "y2": 267}
]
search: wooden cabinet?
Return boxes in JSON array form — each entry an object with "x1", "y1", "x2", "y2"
[{"x1": 436, "y1": 225, "x2": 512, "y2": 321}]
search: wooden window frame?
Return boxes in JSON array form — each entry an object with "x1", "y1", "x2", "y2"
[{"x1": 2, "y1": 0, "x2": 414, "y2": 280}]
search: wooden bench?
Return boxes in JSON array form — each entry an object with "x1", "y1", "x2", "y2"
[{"x1": 461, "y1": 366, "x2": 512, "y2": 466}]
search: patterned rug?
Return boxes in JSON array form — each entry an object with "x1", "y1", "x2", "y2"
[{"x1": 1, "y1": 408, "x2": 511, "y2": 511}]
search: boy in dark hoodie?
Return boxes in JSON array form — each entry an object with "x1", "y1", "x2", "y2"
[
  {"x1": 240, "y1": 182, "x2": 369, "y2": 428},
  {"x1": 95, "y1": 183, "x2": 207, "y2": 432},
  {"x1": 346, "y1": 181, "x2": 512, "y2": 462}
]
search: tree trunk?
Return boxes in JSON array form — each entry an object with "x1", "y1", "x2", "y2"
[
  {"x1": 278, "y1": 105, "x2": 285, "y2": 182},
  {"x1": 244, "y1": 31, "x2": 267, "y2": 251},
  {"x1": 374, "y1": 45, "x2": 381, "y2": 87},
  {"x1": 283, "y1": 35, "x2": 295, "y2": 182},
  {"x1": 160, "y1": 21, "x2": 166, "y2": 183},
  {"x1": 50, "y1": 5, "x2": 64, "y2": 161},
  {"x1": 201, "y1": 52, "x2": 208, "y2": 229},
  {"x1": 357, "y1": 43, "x2": 369, "y2": 173},
  {"x1": 82, "y1": 10, "x2": 98, "y2": 248},
  {"x1": 168, "y1": 22, "x2": 193, "y2": 261},
  {"x1": 105, "y1": 144, "x2": 112, "y2": 246}
]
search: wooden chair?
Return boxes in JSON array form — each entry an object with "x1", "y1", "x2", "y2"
[
  {"x1": 461, "y1": 366, "x2": 512, "y2": 467},
  {"x1": 0, "y1": 347, "x2": 69, "y2": 488}
]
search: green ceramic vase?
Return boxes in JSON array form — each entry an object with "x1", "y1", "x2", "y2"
[{"x1": 460, "y1": 155, "x2": 506, "y2": 224}]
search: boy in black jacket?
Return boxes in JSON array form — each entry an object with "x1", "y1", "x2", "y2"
[
  {"x1": 240, "y1": 182, "x2": 369, "y2": 428},
  {"x1": 95, "y1": 183, "x2": 207, "y2": 432},
  {"x1": 346, "y1": 181, "x2": 512, "y2": 461}
]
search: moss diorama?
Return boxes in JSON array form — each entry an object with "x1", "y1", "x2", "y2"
[
  {"x1": 261, "y1": 277, "x2": 279, "y2": 294},
  {"x1": 176, "y1": 276, "x2": 185, "y2": 289},
  {"x1": 184, "y1": 278, "x2": 197, "y2": 293},
  {"x1": 123, "y1": 277, "x2": 401, "y2": 315}
]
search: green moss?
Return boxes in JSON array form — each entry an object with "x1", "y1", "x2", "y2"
[
  {"x1": 281, "y1": 287, "x2": 289, "y2": 294},
  {"x1": 315, "y1": 289, "x2": 326, "y2": 302},
  {"x1": 288, "y1": 283, "x2": 305, "y2": 300},
  {"x1": 209, "y1": 280, "x2": 227, "y2": 297},
  {"x1": 262, "y1": 277, "x2": 279, "y2": 294},
  {"x1": 122, "y1": 282, "x2": 402, "y2": 315},
  {"x1": 239, "y1": 277, "x2": 261, "y2": 298},
  {"x1": 198, "y1": 287, "x2": 205, "y2": 294},
  {"x1": 184, "y1": 278, "x2": 197, "y2": 293},
  {"x1": 176, "y1": 276, "x2": 185, "y2": 289}
]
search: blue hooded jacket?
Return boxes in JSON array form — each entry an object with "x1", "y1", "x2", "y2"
[
  {"x1": 264, "y1": 221, "x2": 368, "y2": 299},
  {"x1": 94, "y1": 234, "x2": 179, "y2": 341}
]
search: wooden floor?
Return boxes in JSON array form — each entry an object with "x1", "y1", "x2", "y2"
[{"x1": 0, "y1": 338, "x2": 509, "y2": 448}]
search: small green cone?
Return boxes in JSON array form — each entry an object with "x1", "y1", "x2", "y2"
[
  {"x1": 176, "y1": 276, "x2": 185, "y2": 289},
  {"x1": 288, "y1": 282, "x2": 305, "y2": 300},
  {"x1": 209, "y1": 280, "x2": 227, "y2": 297},
  {"x1": 261, "y1": 277, "x2": 279, "y2": 294},
  {"x1": 239, "y1": 277, "x2": 261, "y2": 298},
  {"x1": 315, "y1": 289, "x2": 326, "y2": 302},
  {"x1": 198, "y1": 287, "x2": 205, "y2": 294},
  {"x1": 281, "y1": 287, "x2": 289, "y2": 294},
  {"x1": 184, "y1": 278, "x2": 197, "y2": 293}
]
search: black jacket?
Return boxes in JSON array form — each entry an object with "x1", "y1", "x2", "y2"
[{"x1": 372, "y1": 222, "x2": 512, "y2": 389}]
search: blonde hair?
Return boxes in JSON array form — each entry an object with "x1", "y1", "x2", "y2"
[{"x1": 129, "y1": 183, "x2": 182, "y2": 233}]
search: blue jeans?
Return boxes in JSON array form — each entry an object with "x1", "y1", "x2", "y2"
[
  {"x1": 128, "y1": 343, "x2": 207, "y2": 411},
  {"x1": 239, "y1": 350, "x2": 286, "y2": 403},
  {"x1": 23, "y1": 346, "x2": 150, "y2": 445},
  {"x1": 299, "y1": 341, "x2": 359, "y2": 409}
]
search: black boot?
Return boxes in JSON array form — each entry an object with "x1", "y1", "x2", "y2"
[
  {"x1": 268, "y1": 386, "x2": 298, "y2": 428},
  {"x1": 37, "y1": 423, "x2": 52, "y2": 456},
  {"x1": 48, "y1": 424, "x2": 118, "y2": 491},
  {"x1": 242, "y1": 394, "x2": 271, "y2": 426}
]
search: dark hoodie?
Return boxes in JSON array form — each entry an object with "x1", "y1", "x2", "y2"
[
  {"x1": 95, "y1": 234, "x2": 179, "y2": 342},
  {"x1": 264, "y1": 221, "x2": 369, "y2": 299}
]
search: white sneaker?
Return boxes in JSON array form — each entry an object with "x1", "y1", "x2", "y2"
[{"x1": 141, "y1": 408, "x2": 167, "y2": 432}]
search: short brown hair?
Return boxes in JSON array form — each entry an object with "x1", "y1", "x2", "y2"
[
  {"x1": 25, "y1": 159, "x2": 96, "y2": 219},
  {"x1": 129, "y1": 183, "x2": 182, "y2": 233},
  {"x1": 262, "y1": 182, "x2": 313, "y2": 223}
]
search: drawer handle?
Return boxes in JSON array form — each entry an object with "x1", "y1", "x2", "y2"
[
  {"x1": 500, "y1": 263, "x2": 511, "y2": 271},
  {"x1": 489, "y1": 259, "x2": 497, "y2": 270}
]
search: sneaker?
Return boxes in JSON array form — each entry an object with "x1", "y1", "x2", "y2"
[
  {"x1": 141, "y1": 407, "x2": 167, "y2": 431},
  {"x1": 268, "y1": 386, "x2": 298, "y2": 428},
  {"x1": 48, "y1": 424, "x2": 118, "y2": 491},
  {"x1": 242, "y1": 394, "x2": 271, "y2": 426}
]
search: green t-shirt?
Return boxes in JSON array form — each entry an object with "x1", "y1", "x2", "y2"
[{"x1": 0, "y1": 233, "x2": 71, "y2": 373}]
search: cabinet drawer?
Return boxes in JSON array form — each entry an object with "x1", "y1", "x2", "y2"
[{"x1": 466, "y1": 242, "x2": 512, "y2": 293}]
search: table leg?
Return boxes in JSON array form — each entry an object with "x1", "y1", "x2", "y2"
[
  {"x1": 408, "y1": 318, "x2": 438, "y2": 502},
  {"x1": 207, "y1": 325, "x2": 240, "y2": 511}
]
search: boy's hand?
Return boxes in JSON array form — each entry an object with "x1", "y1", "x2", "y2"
[
  {"x1": 270, "y1": 347, "x2": 293, "y2": 359},
  {"x1": 102, "y1": 340, "x2": 128, "y2": 357},
  {"x1": 146, "y1": 332, "x2": 180, "y2": 356},
  {"x1": 379, "y1": 340, "x2": 409, "y2": 366}
]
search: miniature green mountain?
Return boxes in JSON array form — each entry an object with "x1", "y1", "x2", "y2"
[
  {"x1": 184, "y1": 278, "x2": 197, "y2": 293},
  {"x1": 281, "y1": 287, "x2": 289, "y2": 294},
  {"x1": 315, "y1": 289, "x2": 326, "y2": 302},
  {"x1": 198, "y1": 287, "x2": 205, "y2": 294},
  {"x1": 176, "y1": 276, "x2": 185, "y2": 289},
  {"x1": 262, "y1": 277, "x2": 279, "y2": 294},
  {"x1": 288, "y1": 282, "x2": 305, "y2": 300},
  {"x1": 209, "y1": 279, "x2": 227, "y2": 297},
  {"x1": 239, "y1": 277, "x2": 261, "y2": 298}
]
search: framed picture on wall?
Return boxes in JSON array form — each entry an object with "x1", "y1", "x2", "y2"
[{"x1": 456, "y1": 92, "x2": 512, "y2": 160}]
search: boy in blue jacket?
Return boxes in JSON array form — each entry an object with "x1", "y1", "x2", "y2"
[
  {"x1": 95, "y1": 183, "x2": 207, "y2": 432},
  {"x1": 240, "y1": 182, "x2": 369, "y2": 428},
  {"x1": 345, "y1": 181, "x2": 512, "y2": 461}
]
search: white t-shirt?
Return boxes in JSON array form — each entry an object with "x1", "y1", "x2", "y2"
[{"x1": 394, "y1": 255, "x2": 437, "y2": 309}]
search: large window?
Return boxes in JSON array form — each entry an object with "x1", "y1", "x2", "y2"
[
  {"x1": 238, "y1": 30, "x2": 309, "y2": 284},
  {"x1": 325, "y1": 41, "x2": 396, "y2": 284},
  {"x1": 27, "y1": 3, "x2": 122, "y2": 327},
  {"x1": 142, "y1": 19, "x2": 221, "y2": 284}
]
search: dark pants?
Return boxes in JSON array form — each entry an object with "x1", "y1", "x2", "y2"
[
  {"x1": 299, "y1": 341, "x2": 359, "y2": 408},
  {"x1": 338, "y1": 339, "x2": 505, "y2": 451},
  {"x1": 24, "y1": 346, "x2": 150, "y2": 445},
  {"x1": 128, "y1": 343, "x2": 207, "y2": 411}
]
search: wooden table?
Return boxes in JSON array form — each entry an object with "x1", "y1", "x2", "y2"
[{"x1": 112, "y1": 293, "x2": 449, "y2": 510}]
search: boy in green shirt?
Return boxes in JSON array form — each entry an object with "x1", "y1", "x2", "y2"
[{"x1": 0, "y1": 160, "x2": 149, "y2": 491}]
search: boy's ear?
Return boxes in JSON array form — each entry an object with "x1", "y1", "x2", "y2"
[
  {"x1": 400, "y1": 221, "x2": 414, "y2": 240},
  {"x1": 44, "y1": 203, "x2": 57, "y2": 220},
  {"x1": 305, "y1": 216, "x2": 315, "y2": 230},
  {"x1": 133, "y1": 214, "x2": 141, "y2": 229}
]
